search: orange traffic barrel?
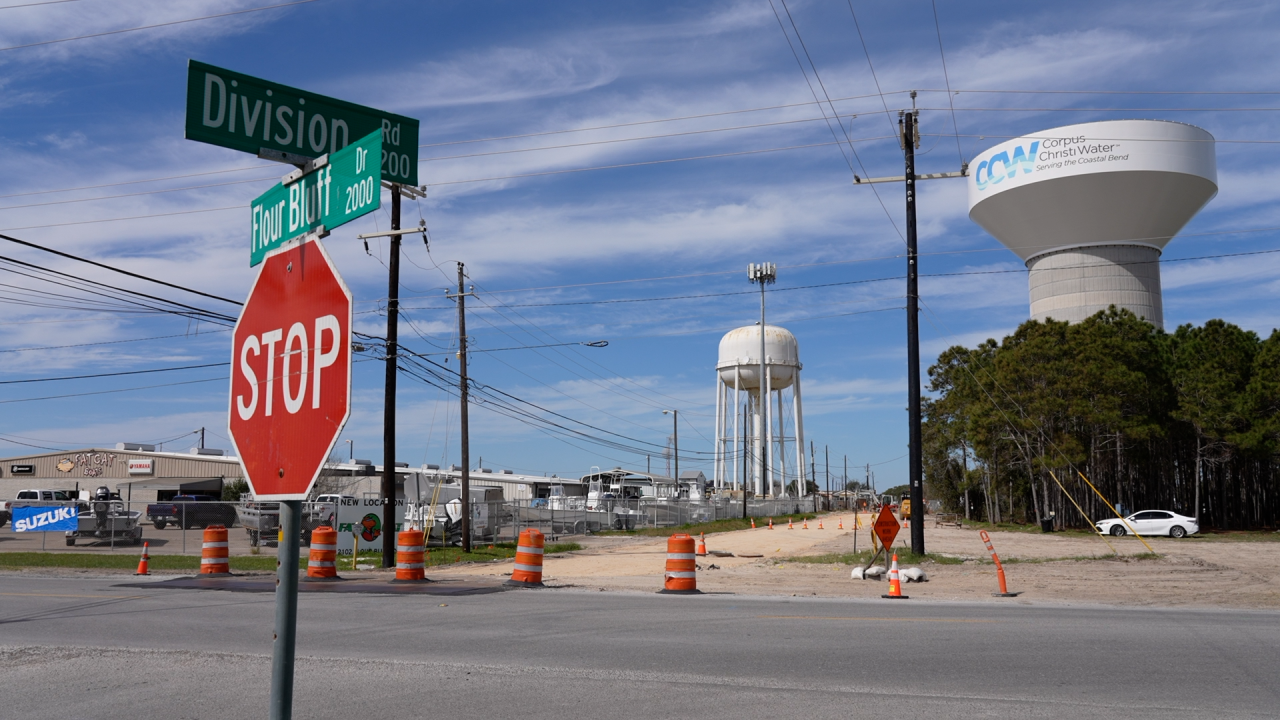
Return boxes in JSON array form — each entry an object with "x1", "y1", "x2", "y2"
[
  {"x1": 392, "y1": 529, "x2": 428, "y2": 582},
  {"x1": 302, "y1": 526, "x2": 340, "y2": 581},
  {"x1": 200, "y1": 525, "x2": 231, "y2": 576},
  {"x1": 660, "y1": 533, "x2": 700, "y2": 594},
  {"x1": 506, "y1": 528, "x2": 546, "y2": 588}
]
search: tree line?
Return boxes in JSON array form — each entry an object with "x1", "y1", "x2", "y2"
[{"x1": 923, "y1": 309, "x2": 1279, "y2": 530}]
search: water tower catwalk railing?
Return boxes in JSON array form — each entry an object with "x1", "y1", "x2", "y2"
[{"x1": 712, "y1": 325, "x2": 806, "y2": 498}]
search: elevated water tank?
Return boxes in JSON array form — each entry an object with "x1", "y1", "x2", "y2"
[
  {"x1": 716, "y1": 324, "x2": 799, "y2": 389},
  {"x1": 967, "y1": 119, "x2": 1217, "y2": 329}
]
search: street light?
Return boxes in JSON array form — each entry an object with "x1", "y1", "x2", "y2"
[
  {"x1": 748, "y1": 262, "x2": 776, "y2": 496},
  {"x1": 345, "y1": 439, "x2": 353, "y2": 462},
  {"x1": 662, "y1": 409, "x2": 678, "y2": 482}
]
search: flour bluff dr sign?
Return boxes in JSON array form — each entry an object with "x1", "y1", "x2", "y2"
[{"x1": 185, "y1": 59, "x2": 419, "y2": 186}]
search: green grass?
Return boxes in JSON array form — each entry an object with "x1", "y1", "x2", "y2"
[
  {"x1": 0, "y1": 542, "x2": 582, "y2": 572},
  {"x1": 595, "y1": 514, "x2": 820, "y2": 537},
  {"x1": 783, "y1": 550, "x2": 965, "y2": 566}
]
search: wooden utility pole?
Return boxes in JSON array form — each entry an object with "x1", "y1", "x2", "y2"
[
  {"x1": 454, "y1": 262, "x2": 473, "y2": 552},
  {"x1": 903, "y1": 108, "x2": 925, "y2": 556},
  {"x1": 381, "y1": 188, "x2": 401, "y2": 569}
]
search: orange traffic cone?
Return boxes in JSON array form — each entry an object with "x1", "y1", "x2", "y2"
[
  {"x1": 751, "y1": 517, "x2": 757, "y2": 529},
  {"x1": 134, "y1": 541, "x2": 151, "y2": 576},
  {"x1": 838, "y1": 518, "x2": 844, "y2": 530},
  {"x1": 768, "y1": 518, "x2": 774, "y2": 530},
  {"x1": 802, "y1": 518, "x2": 809, "y2": 530},
  {"x1": 882, "y1": 553, "x2": 908, "y2": 599},
  {"x1": 818, "y1": 519, "x2": 824, "y2": 530},
  {"x1": 696, "y1": 533, "x2": 708, "y2": 557},
  {"x1": 788, "y1": 518, "x2": 794, "y2": 529}
]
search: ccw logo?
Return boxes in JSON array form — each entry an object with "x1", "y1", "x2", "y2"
[{"x1": 975, "y1": 141, "x2": 1039, "y2": 190}]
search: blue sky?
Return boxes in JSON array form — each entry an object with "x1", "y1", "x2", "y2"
[{"x1": 1, "y1": 0, "x2": 1278, "y2": 488}]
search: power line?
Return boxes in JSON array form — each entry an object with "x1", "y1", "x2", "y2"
[
  {"x1": 0, "y1": 205, "x2": 240, "y2": 233},
  {"x1": 0, "y1": 164, "x2": 270, "y2": 201},
  {"x1": 0, "y1": 376, "x2": 227, "y2": 404},
  {"x1": 0, "y1": 174, "x2": 278, "y2": 212},
  {"x1": 0, "y1": 0, "x2": 319, "y2": 52},
  {"x1": 0, "y1": 361, "x2": 229, "y2": 385},
  {"x1": 929, "y1": 0, "x2": 965, "y2": 165},
  {"x1": 0, "y1": 328, "x2": 230, "y2": 354},
  {"x1": 0, "y1": 233, "x2": 243, "y2": 306}
]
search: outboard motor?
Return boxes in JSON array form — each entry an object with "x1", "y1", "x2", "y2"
[{"x1": 92, "y1": 485, "x2": 111, "y2": 537}]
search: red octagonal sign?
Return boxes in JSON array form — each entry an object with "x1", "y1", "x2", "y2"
[{"x1": 228, "y1": 238, "x2": 352, "y2": 500}]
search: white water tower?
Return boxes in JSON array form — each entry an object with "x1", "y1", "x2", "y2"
[
  {"x1": 968, "y1": 119, "x2": 1217, "y2": 329},
  {"x1": 713, "y1": 324, "x2": 806, "y2": 497}
]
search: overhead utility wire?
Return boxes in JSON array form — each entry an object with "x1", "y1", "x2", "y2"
[
  {"x1": 0, "y1": 376, "x2": 227, "y2": 405},
  {"x1": 844, "y1": 0, "x2": 900, "y2": 141},
  {"x1": 0, "y1": 174, "x2": 279, "y2": 212},
  {"x1": 0, "y1": 1, "x2": 80, "y2": 9},
  {"x1": 0, "y1": 361, "x2": 229, "y2": 385},
  {"x1": 0, "y1": 205, "x2": 240, "y2": 234},
  {"x1": 0, "y1": 328, "x2": 230, "y2": 354},
  {"x1": 0, "y1": 233, "x2": 243, "y2": 306},
  {"x1": 0, "y1": 164, "x2": 272, "y2": 201},
  {"x1": 774, "y1": 0, "x2": 904, "y2": 241},
  {"x1": 0, "y1": 0, "x2": 320, "y2": 52},
  {"x1": 929, "y1": 0, "x2": 965, "y2": 165}
]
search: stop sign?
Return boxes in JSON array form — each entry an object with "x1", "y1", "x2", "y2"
[{"x1": 228, "y1": 238, "x2": 352, "y2": 500}]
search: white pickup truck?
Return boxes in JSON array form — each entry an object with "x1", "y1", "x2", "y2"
[{"x1": 2, "y1": 489, "x2": 78, "y2": 529}]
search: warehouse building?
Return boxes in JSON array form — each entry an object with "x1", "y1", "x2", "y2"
[{"x1": 0, "y1": 443, "x2": 244, "y2": 503}]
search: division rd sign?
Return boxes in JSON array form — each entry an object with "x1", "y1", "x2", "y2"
[
  {"x1": 873, "y1": 504, "x2": 901, "y2": 551},
  {"x1": 186, "y1": 59, "x2": 419, "y2": 185},
  {"x1": 250, "y1": 129, "x2": 382, "y2": 266},
  {"x1": 228, "y1": 238, "x2": 352, "y2": 500}
]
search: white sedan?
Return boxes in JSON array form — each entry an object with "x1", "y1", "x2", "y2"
[{"x1": 1096, "y1": 511, "x2": 1199, "y2": 538}]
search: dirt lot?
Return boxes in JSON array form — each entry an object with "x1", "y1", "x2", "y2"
[{"x1": 429, "y1": 513, "x2": 1280, "y2": 610}]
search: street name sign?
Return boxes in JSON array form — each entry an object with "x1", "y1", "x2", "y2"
[
  {"x1": 228, "y1": 238, "x2": 352, "y2": 500},
  {"x1": 873, "y1": 504, "x2": 901, "y2": 551},
  {"x1": 185, "y1": 59, "x2": 419, "y2": 185},
  {"x1": 250, "y1": 129, "x2": 382, "y2": 266}
]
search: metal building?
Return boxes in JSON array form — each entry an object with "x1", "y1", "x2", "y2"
[{"x1": 967, "y1": 119, "x2": 1218, "y2": 329}]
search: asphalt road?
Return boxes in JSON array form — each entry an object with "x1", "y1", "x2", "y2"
[{"x1": 2, "y1": 574, "x2": 1277, "y2": 719}]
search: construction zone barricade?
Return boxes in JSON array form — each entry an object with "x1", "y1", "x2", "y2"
[
  {"x1": 199, "y1": 525, "x2": 231, "y2": 576},
  {"x1": 659, "y1": 532, "x2": 700, "y2": 594},
  {"x1": 390, "y1": 529, "x2": 430, "y2": 583},
  {"x1": 505, "y1": 528, "x2": 545, "y2": 588},
  {"x1": 302, "y1": 526, "x2": 342, "y2": 582}
]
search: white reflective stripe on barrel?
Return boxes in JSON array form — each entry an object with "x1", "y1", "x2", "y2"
[
  {"x1": 513, "y1": 563, "x2": 543, "y2": 573},
  {"x1": 202, "y1": 542, "x2": 229, "y2": 548},
  {"x1": 310, "y1": 543, "x2": 336, "y2": 551},
  {"x1": 667, "y1": 552, "x2": 695, "y2": 560},
  {"x1": 665, "y1": 571, "x2": 696, "y2": 578},
  {"x1": 308, "y1": 560, "x2": 335, "y2": 567},
  {"x1": 516, "y1": 545, "x2": 544, "y2": 555},
  {"x1": 396, "y1": 562, "x2": 425, "y2": 569},
  {"x1": 396, "y1": 545, "x2": 426, "y2": 553},
  {"x1": 200, "y1": 557, "x2": 228, "y2": 564}
]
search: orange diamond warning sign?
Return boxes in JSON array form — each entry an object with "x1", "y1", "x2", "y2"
[{"x1": 873, "y1": 505, "x2": 900, "y2": 551}]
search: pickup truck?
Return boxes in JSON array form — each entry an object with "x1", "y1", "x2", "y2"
[
  {"x1": 2, "y1": 489, "x2": 77, "y2": 529},
  {"x1": 145, "y1": 495, "x2": 238, "y2": 530}
]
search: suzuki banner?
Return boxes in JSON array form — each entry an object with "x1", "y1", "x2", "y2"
[{"x1": 13, "y1": 505, "x2": 79, "y2": 532}]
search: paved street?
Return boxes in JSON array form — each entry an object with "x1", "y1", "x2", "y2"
[{"x1": 2, "y1": 573, "x2": 1278, "y2": 718}]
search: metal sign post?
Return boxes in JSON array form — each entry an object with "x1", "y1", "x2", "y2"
[{"x1": 270, "y1": 500, "x2": 301, "y2": 720}]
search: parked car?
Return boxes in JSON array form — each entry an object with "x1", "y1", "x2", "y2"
[
  {"x1": 145, "y1": 495, "x2": 238, "y2": 530},
  {"x1": 1096, "y1": 510, "x2": 1199, "y2": 538},
  {"x1": 3, "y1": 489, "x2": 76, "y2": 528}
]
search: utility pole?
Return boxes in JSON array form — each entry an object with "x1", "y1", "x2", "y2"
[
  {"x1": 741, "y1": 403, "x2": 749, "y2": 519},
  {"x1": 825, "y1": 444, "x2": 829, "y2": 507},
  {"x1": 381, "y1": 188, "x2": 401, "y2": 569},
  {"x1": 199, "y1": 427, "x2": 205, "y2": 450},
  {"x1": 853, "y1": 94, "x2": 967, "y2": 554},
  {"x1": 809, "y1": 440, "x2": 815, "y2": 499},
  {"x1": 451, "y1": 263, "x2": 475, "y2": 553},
  {"x1": 748, "y1": 263, "x2": 775, "y2": 497},
  {"x1": 902, "y1": 107, "x2": 925, "y2": 556}
]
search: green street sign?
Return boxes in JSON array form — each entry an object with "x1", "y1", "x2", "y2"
[
  {"x1": 186, "y1": 59, "x2": 418, "y2": 186},
  {"x1": 250, "y1": 130, "x2": 382, "y2": 266}
]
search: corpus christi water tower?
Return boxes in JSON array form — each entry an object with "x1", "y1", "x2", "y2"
[
  {"x1": 713, "y1": 324, "x2": 806, "y2": 497},
  {"x1": 967, "y1": 119, "x2": 1217, "y2": 329}
]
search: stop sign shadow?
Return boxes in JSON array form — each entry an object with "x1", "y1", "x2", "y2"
[{"x1": 228, "y1": 238, "x2": 352, "y2": 500}]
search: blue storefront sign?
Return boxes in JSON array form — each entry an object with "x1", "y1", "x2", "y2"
[{"x1": 13, "y1": 505, "x2": 78, "y2": 532}]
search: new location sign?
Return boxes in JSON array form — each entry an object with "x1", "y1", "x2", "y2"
[
  {"x1": 228, "y1": 238, "x2": 352, "y2": 500},
  {"x1": 873, "y1": 504, "x2": 901, "y2": 551},
  {"x1": 250, "y1": 129, "x2": 382, "y2": 266},
  {"x1": 185, "y1": 59, "x2": 419, "y2": 185}
]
